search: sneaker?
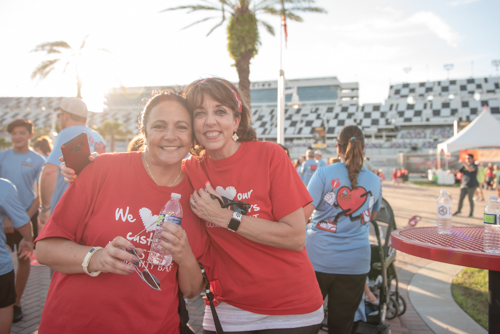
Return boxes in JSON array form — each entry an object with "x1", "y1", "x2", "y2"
[
  {"x1": 469, "y1": 213, "x2": 474, "y2": 218},
  {"x1": 452, "y1": 211, "x2": 461, "y2": 216},
  {"x1": 13, "y1": 305, "x2": 23, "y2": 323}
]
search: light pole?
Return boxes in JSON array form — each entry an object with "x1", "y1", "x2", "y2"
[
  {"x1": 493, "y1": 59, "x2": 500, "y2": 77},
  {"x1": 443, "y1": 64, "x2": 454, "y2": 80}
]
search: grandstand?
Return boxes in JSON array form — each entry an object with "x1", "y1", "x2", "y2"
[{"x1": 0, "y1": 76, "x2": 499, "y2": 156}]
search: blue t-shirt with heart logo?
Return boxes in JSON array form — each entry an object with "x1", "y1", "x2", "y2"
[{"x1": 305, "y1": 162, "x2": 382, "y2": 275}]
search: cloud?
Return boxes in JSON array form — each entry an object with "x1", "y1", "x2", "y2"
[
  {"x1": 321, "y1": 10, "x2": 461, "y2": 48},
  {"x1": 407, "y1": 11, "x2": 461, "y2": 47},
  {"x1": 447, "y1": 0, "x2": 479, "y2": 7}
]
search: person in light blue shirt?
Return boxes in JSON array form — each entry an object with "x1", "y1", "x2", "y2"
[
  {"x1": 0, "y1": 178, "x2": 33, "y2": 333},
  {"x1": 0, "y1": 119, "x2": 44, "y2": 323},
  {"x1": 301, "y1": 149, "x2": 320, "y2": 186},
  {"x1": 314, "y1": 150, "x2": 327, "y2": 169},
  {"x1": 304, "y1": 125, "x2": 382, "y2": 334},
  {"x1": 39, "y1": 97, "x2": 106, "y2": 229}
]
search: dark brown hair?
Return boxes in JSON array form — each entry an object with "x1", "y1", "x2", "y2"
[
  {"x1": 33, "y1": 136, "x2": 52, "y2": 156},
  {"x1": 7, "y1": 119, "x2": 33, "y2": 134},
  {"x1": 127, "y1": 135, "x2": 144, "y2": 152},
  {"x1": 138, "y1": 89, "x2": 191, "y2": 140},
  {"x1": 183, "y1": 78, "x2": 256, "y2": 156},
  {"x1": 337, "y1": 125, "x2": 365, "y2": 187}
]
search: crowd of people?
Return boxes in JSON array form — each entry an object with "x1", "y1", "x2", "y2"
[{"x1": 0, "y1": 77, "x2": 388, "y2": 334}]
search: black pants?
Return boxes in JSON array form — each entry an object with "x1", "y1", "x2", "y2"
[
  {"x1": 203, "y1": 323, "x2": 321, "y2": 334},
  {"x1": 315, "y1": 271, "x2": 367, "y2": 334},
  {"x1": 457, "y1": 187, "x2": 477, "y2": 215}
]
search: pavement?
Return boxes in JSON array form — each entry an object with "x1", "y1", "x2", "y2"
[{"x1": 9, "y1": 180, "x2": 490, "y2": 334}]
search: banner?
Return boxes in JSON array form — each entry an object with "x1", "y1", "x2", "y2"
[
  {"x1": 312, "y1": 126, "x2": 326, "y2": 148},
  {"x1": 459, "y1": 149, "x2": 500, "y2": 162}
]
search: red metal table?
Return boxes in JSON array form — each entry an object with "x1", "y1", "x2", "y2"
[{"x1": 391, "y1": 226, "x2": 500, "y2": 333}]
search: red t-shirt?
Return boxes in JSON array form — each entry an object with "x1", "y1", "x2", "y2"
[
  {"x1": 184, "y1": 141, "x2": 323, "y2": 315},
  {"x1": 36, "y1": 152, "x2": 209, "y2": 334}
]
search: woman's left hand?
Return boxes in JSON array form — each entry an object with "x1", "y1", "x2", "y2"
[
  {"x1": 190, "y1": 182, "x2": 231, "y2": 228},
  {"x1": 157, "y1": 223, "x2": 195, "y2": 266}
]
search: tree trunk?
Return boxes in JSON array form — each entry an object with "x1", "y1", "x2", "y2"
[
  {"x1": 235, "y1": 49, "x2": 253, "y2": 106},
  {"x1": 110, "y1": 134, "x2": 115, "y2": 152},
  {"x1": 77, "y1": 81, "x2": 82, "y2": 99}
]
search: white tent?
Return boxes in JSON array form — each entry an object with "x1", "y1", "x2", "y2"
[{"x1": 437, "y1": 107, "x2": 500, "y2": 154}]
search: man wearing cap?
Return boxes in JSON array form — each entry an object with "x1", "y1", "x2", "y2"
[
  {"x1": 314, "y1": 150, "x2": 327, "y2": 168},
  {"x1": 0, "y1": 119, "x2": 43, "y2": 322},
  {"x1": 301, "y1": 149, "x2": 320, "y2": 186},
  {"x1": 38, "y1": 98, "x2": 106, "y2": 230}
]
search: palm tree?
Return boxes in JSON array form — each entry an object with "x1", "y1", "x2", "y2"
[
  {"x1": 97, "y1": 120, "x2": 133, "y2": 152},
  {"x1": 161, "y1": 0, "x2": 326, "y2": 104},
  {"x1": 0, "y1": 137, "x2": 12, "y2": 151},
  {"x1": 31, "y1": 36, "x2": 109, "y2": 99}
]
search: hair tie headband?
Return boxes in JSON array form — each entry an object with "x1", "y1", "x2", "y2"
[
  {"x1": 350, "y1": 136, "x2": 356, "y2": 140},
  {"x1": 197, "y1": 78, "x2": 242, "y2": 113}
]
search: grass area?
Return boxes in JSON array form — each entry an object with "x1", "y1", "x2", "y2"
[
  {"x1": 451, "y1": 267, "x2": 488, "y2": 330},
  {"x1": 410, "y1": 180, "x2": 460, "y2": 187}
]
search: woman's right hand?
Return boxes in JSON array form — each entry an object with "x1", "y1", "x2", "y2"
[
  {"x1": 89, "y1": 236, "x2": 143, "y2": 275},
  {"x1": 59, "y1": 152, "x2": 98, "y2": 183}
]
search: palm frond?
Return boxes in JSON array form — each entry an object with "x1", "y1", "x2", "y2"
[
  {"x1": 79, "y1": 35, "x2": 89, "y2": 50},
  {"x1": 180, "y1": 17, "x2": 217, "y2": 31},
  {"x1": 31, "y1": 59, "x2": 59, "y2": 80},
  {"x1": 31, "y1": 41, "x2": 71, "y2": 53},
  {"x1": 258, "y1": 19, "x2": 275, "y2": 35},
  {"x1": 159, "y1": 5, "x2": 220, "y2": 13},
  {"x1": 256, "y1": 5, "x2": 279, "y2": 15},
  {"x1": 97, "y1": 48, "x2": 110, "y2": 53},
  {"x1": 287, "y1": 6, "x2": 327, "y2": 14},
  {"x1": 285, "y1": 12, "x2": 303, "y2": 22}
]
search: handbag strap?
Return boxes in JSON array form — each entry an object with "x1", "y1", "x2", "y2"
[{"x1": 199, "y1": 263, "x2": 224, "y2": 334}]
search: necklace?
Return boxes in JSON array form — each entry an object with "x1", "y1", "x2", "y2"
[{"x1": 143, "y1": 151, "x2": 182, "y2": 187}]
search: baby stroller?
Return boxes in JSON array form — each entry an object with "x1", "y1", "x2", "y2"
[{"x1": 321, "y1": 198, "x2": 405, "y2": 334}]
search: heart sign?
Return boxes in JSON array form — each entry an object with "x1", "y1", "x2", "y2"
[
  {"x1": 330, "y1": 178, "x2": 341, "y2": 189},
  {"x1": 139, "y1": 208, "x2": 159, "y2": 232},
  {"x1": 336, "y1": 186, "x2": 368, "y2": 216},
  {"x1": 216, "y1": 186, "x2": 237, "y2": 201}
]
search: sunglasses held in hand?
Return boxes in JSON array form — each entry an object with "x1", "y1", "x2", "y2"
[
  {"x1": 210, "y1": 194, "x2": 251, "y2": 215},
  {"x1": 126, "y1": 248, "x2": 161, "y2": 291}
]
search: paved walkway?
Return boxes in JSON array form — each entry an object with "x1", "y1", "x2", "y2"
[{"x1": 10, "y1": 181, "x2": 490, "y2": 333}]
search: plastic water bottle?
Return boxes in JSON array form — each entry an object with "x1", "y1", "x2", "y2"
[
  {"x1": 148, "y1": 193, "x2": 183, "y2": 266},
  {"x1": 437, "y1": 189, "x2": 452, "y2": 234},
  {"x1": 483, "y1": 195, "x2": 500, "y2": 253}
]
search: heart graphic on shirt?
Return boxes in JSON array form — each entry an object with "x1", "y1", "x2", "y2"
[
  {"x1": 330, "y1": 178, "x2": 341, "y2": 189},
  {"x1": 95, "y1": 142, "x2": 105, "y2": 154},
  {"x1": 311, "y1": 165, "x2": 317, "y2": 171},
  {"x1": 139, "y1": 208, "x2": 159, "y2": 232},
  {"x1": 216, "y1": 186, "x2": 237, "y2": 201},
  {"x1": 336, "y1": 186, "x2": 368, "y2": 215}
]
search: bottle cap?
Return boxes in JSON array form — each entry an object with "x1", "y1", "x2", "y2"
[
  {"x1": 490, "y1": 195, "x2": 498, "y2": 201},
  {"x1": 171, "y1": 193, "x2": 181, "y2": 199},
  {"x1": 440, "y1": 189, "x2": 447, "y2": 195}
]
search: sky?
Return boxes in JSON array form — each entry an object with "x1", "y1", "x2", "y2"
[{"x1": 0, "y1": 0, "x2": 499, "y2": 108}]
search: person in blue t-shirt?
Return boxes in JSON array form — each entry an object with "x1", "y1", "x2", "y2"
[
  {"x1": 301, "y1": 149, "x2": 320, "y2": 186},
  {"x1": 304, "y1": 125, "x2": 382, "y2": 334},
  {"x1": 38, "y1": 97, "x2": 106, "y2": 230},
  {"x1": 315, "y1": 150, "x2": 327, "y2": 169},
  {"x1": 0, "y1": 119, "x2": 44, "y2": 323},
  {"x1": 0, "y1": 178, "x2": 33, "y2": 333}
]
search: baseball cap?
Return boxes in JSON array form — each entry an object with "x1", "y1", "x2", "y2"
[
  {"x1": 314, "y1": 150, "x2": 322, "y2": 156},
  {"x1": 54, "y1": 97, "x2": 88, "y2": 117}
]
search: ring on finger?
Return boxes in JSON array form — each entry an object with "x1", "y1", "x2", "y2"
[{"x1": 190, "y1": 201, "x2": 196, "y2": 206}]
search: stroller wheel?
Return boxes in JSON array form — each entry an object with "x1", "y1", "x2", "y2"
[
  {"x1": 397, "y1": 295, "x2": 406, "y2": 316},
  {"x1": 385, "y1": 296, "x2": 399, "y2": 320}
]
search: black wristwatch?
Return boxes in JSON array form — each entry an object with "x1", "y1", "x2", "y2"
[
  {"x1": 228, "y1": 212, "x2": 242, "y2": 232},
  {"x1": 39, "y1": 205, "x2": 51, "y2": 212}
]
